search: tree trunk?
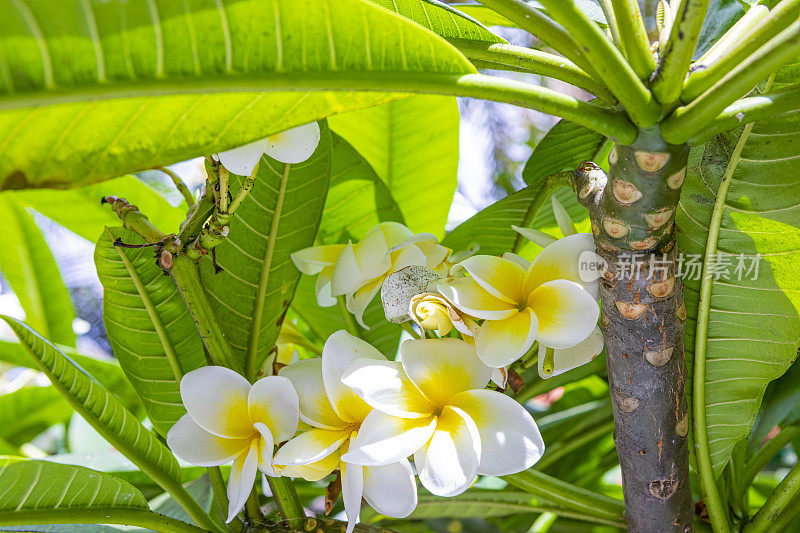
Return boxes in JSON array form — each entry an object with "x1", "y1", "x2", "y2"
[{"x1": 574, "y1": 128, "x2": 694, "y2": 532}]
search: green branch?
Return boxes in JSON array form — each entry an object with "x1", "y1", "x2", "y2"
[
  {"x1": 453, "y1": 40, "x2": 616, "y2": 103},
  {"x1": 692, "y1": 118, "x2": 760, "y2": 533},
  {"x1": 611, "y1": 0, "x2": 656, "y2": 79},
  {"x1": 742, "y1": 424, "x2": 800, "y2": 493},
  {"x1": 156, "y1": 165, "x2": 196, "y2": 207},
  {"x1": 651, "y1": 0, "x2": 712, "y2": 105},
  {"x1": 267, "y1": 477, "x2": 306, "y2": 524},
  {"x1": 675, "y1": 83, "x2": 800, "y2": 145},
  {"x1": 682, "y1": 0, "x2": 800, "y2": 102},
  {"x1": 0, "y1": 509, "x2": 208, "y2": 533},
  {"x1": 537, "y1": 0, "x2": 661, "y2": 126},
  {"x1": 746, "y1": 460, "x2": 800, "y2": 533},
  {"x1": 598, "y1": 0, "x2": 622, "y2": 46},
  {"x1": 662, "y1": 22, "x2": 800, "y2": 143}
]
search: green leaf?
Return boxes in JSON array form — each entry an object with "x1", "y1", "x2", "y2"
[
  {"x1": 748, "y1": 361, "x2": 800, "y2": 455},
  {"x1": 199, "y1": 121, "x2": 333, "y2": 379},
  {"x1": 0, "y1": 196, "x2": 74, "y2": 345},
  {"x1": 0, "y1": 0, "x2": 474, "y2": 190},
  {"x1": 0, "y1": 340, "x2": 139, "y2": 410},
  {"x1": 0, "y1": 457, "x2": 147, "y2": 517},
  {"x1": 454, "y1": 1, "x2": 607, "y2": 28},
  {"x1": 7, "y1": 175, "x2": 185, "y2": 241},
  {"x1": 522, "y1": 119, "x2": 607, "y2": 187},
  {"x1": 678, "y1": 62, "x2": 800, "y2": 477},
  {"x1": 148, "y1": 475, "x2": 213, "y2": 524},
  {"x1": 0, "y1": 386, "x2": 72, "y2": 448},
  {"x1": 694, "y1": 0, "x2": 745, "y2": 60},
  {"x1": 370, "y1": 0, "x2": 503, "y2": 43},
  {"x1": 0, "y1": 317, "x2": 183, "y2": 485},
  {"x1": 329, "y1": 95, "x2": 460, "y2": 236},
  {"x1": 289, "y1": 132, "x2": 404, "y2": 355},
  {"x1": 95, "y1": 227, "x2": 207, "y2": 435}
]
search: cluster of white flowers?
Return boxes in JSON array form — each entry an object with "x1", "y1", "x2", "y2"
[{"x1": 168, "y1": 125, "x2": 603, "y2": 531}]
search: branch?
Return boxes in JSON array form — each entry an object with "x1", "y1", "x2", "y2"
[
  {"x1": 676, "y1": 83, "x2": 800, "y2": 145},
  {"x1": 661, "y1": 22, "x2": 800, "y2": 143},
  {"x1": 682, "y1": 0, "x2": 800, "y2": 102},
  {"x1": 156, "y1": 165, "x2": 195, "y2": 207},
  {"x1": 453, "y1": 40, "x2": 616, "y2": 103},
  {"x1": 611, "y1": 0, "x2": 656, "y2": 79},
  {"x1": 536, "y1": 0, "x2": 661, "y2": 126},
  {"x1": 475, "y1": 0, "x2": 599, "y2": 76},
  {"x1": 651, "y1": 0, "x2": 712, "y2": 105},
  {"x1": 746, "y1": 459, "x2": 800, "y2": 533}
]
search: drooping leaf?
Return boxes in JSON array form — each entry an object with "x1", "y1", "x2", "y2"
[
  {"x1": 0, "y1": 386, "x2": 72, "y2": 448},
  {"x1": 0, "y1": 458, "x2": 148, "y2": 521},
  {"x1": 289, "y1": 133, "x2": 405, "y2": 356},
  {"x1": 329, "y1": 95, "x2": 460, "y2": 236},
  {"x1": 0, "y1": 340, "x2": 139, "y2": 410},
  {"x1": 199, "y1": 122, "x2": 332, "y2": 379},
  {"x1": 0, "y1": 196, "x2": 74, "y2": 345},
  {"x1": 1, "y1": 317, "x2": 183, "y2": 485},
  {"x1": 95, "y1": 227, "x2": 207, "y2": 435},
  {"x1": 677, "y1": 60, "x2": 800, "y2": 477},
  {"x1": 0, "y1": 0, "x2": 474, "y2": 190},
  {"x1": 371, "y1": 0, "x2": 503, "y2": 43}
]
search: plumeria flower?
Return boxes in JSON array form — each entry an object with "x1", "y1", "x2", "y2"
[
  {"x1": 438, "y1": 233, "x2": 600, "y2": 368},
  {"x1": 409, "y1": 292, "x2": 476, "y2": 337},
  {"x1": 341, "y1": 338, "x2": 544, "y2": 497},
  {"x1": 273, "y1": 331, "x2": 417, "y2": 533},
  {"x1": 167, "y1": 367, "x2": 299, "y2": 523},
  {"x1": 217, "y1": 122, "x2": 321, "y2": 175},
  {"x1": 292, "y1": 222, "x2": 450, "y2": 327}
]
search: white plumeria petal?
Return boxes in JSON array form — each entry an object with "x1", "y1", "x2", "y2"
[
  {"x1": 279, "y1": 358, "x2": 345, "y2": 430},
  {"x1": 272, "y1": 428, "x2": 351, "y2": 466},
  {"x1": 539, "y1": 325, "x2": 604, "y2": 379},
  {"x1": 473, "y1": 309, "x2": 538, "y2": 368},
  {"x1": 456, "y1": 255, "x2": 526, "y2": 304},
  {"x1": 322, "y1": 331, "x2": 385, "y2": 423},
  {"x1": 491, "y1": 367, "x2": 508, "y2": 389},
  {"x1": 511, "y1": 225, "x2": 557, "y2": 249},
  {"x1": 376, "y1": 222, "x2": 416, "y2": 248},
  {"x1": 218, "y1": 138, "x2": 267, "y2": 176},
  {"x1": 524, "y1": 233, "x2": 598, "y2": 298},
  {"x1": 291, "y1": 244, "x2": 344, "y2": 275},
  {"x1": 551, "y1": 195, "x2": 577, "y2": 236},
  {"x1": 345, "y1": 278, "x2": 382, "y2": 329},
  {"x1": 437, "y1": 278, "x2": 517, "y2": 321},
  {"x1": 253, "y1": 422, "x2": 276, "y2": 476},
  {"x1": 264, "y1": 122, "x2": 321, "y2": 164},
  {"x1": 341, "y1": 410, "x2": 437, "y2": 467},
  {"x1": 342, "y1": 359, "x2": 436, "y2": 418},
  {"x1": 400, "y1": 338, "x2": 492, "y2": 407},
  {"x1": 530, "y1": 279, "x2": 599, "y2": 349},
  {"x1": 342, "y1": 460, "x2": 364, "y2": 533},
  {"x1": 362, "y1": 459, "x2": 417, "y2": 519},
  {"x1": 331, "y1": 242, "x2": 364, "y2": 297},
  {"x1": 180, "y1": 366, "x2": 253, "y2": 438},
  {"x1": 501, "y1": 251, "x2": 531, "y2": 270},
  {"x1": 167, "y1": 414, "x2": 251, "y2": 467},
  {"x1": 315, "y1": 268, "x2": 337, "y2": 307},
  {"x1": 227, "y1": 442, "x2": 259, "y2": 523},
  {"x1": 277, "y1": 450, "x2": 340, "y2": 482},
  {"x1": 354, "y1": 225, "x2": 393, "y2": 280},
  {"x1": 248, "y1": 376, "x2": 299, "y2": 443},
  {"x1": 415, "y1": 240, "x2": 451, "y2": 269},
  {"x1": 450, "y1": 389, "x2": 544, "y2": 476},
  {"x1": 414, "y1": 406, "x2": 480, "y2": 497}
]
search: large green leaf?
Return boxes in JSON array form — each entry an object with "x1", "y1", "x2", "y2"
[
  {"x1": 329, "y1": 95, "x2": 460, "y2": 236},
  {"x1": 0, "y1": 196, "x2": 74, "y2": 345},
  {"x1": 199, "y1": 122, "x2": 332, "y2": 379},
  {"x1": 371, "y1": 0, "x2": 503, "y2": 43},
  {"x1": 677, "y1": 61, "x2": 800, "y2": 477},
  {"x1": 0, "y1": 386, "x2": 72, "y2": 448},
  {"x1": 0, "y1": 317, "x2": 183, "y2": 485},
  {"x1": 95, "y1": 227, "x2": 207, "y2": 435},
  {"x1": 0, "y1": 340, "x2": 139, "y2": 409},
  {"x1": 0, "y1": 0, "x2": 474, "y2": 190},
  {"x1": 0, "y1": 458, "x2": 147, "y2": 518},
  {"x1": 0, "y1": 459, "x2": 199, "y2": 532},
  {"x1": 290, "y1": 133, "x2": 405, "y2": 355},
  {"x1": 522, "y1": 119, "x2": 607, "y2": 187}
]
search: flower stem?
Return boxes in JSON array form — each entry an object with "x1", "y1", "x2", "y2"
[
  {"x1": 651, "y1": 0, "x2": 712, "y2": 105},
  {"x1": 662, "y1": 20, "x2": 800, "y2": 141},
  {"x1": 746, "y1": 459, "x2": 800, "y2": 533},
  {"x1": 610, "y1": 0, "x2": 656, "y2": 79},
  {"x1": 537, "y1": 0, "x2": 660, "y2": 126},
  {"x1": 208, "y1": 466, "x2": 239, "y2": 531},
  {"x1": 267, "y1": 477, "x2": 306, "y2": 525},
  {"x1": 338, "y1": 296, "x2": 360, "y2": 337},
  {"x1": 452, "y1": 40, "x2": 615, "y2": 104},
  {"x1": 156, "y1": 165, "x2": 196, "y2": 207}
]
